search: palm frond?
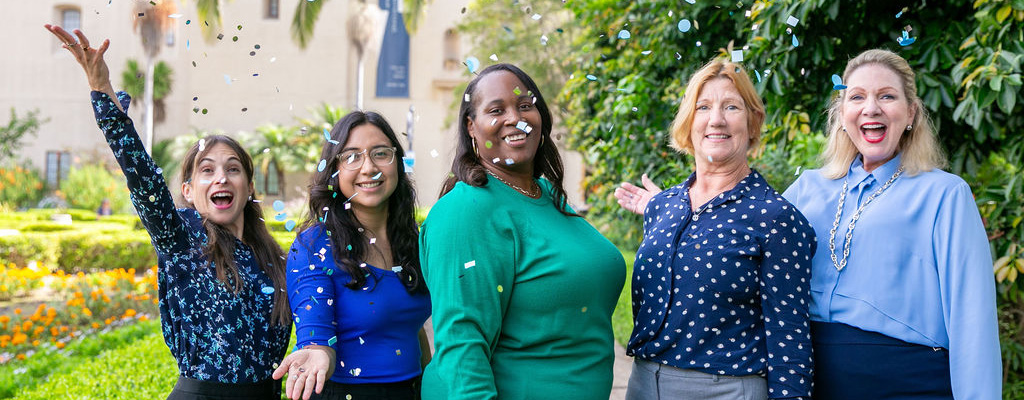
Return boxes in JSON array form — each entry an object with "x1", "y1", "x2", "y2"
[{"x1": 291, "y1": 0, "x2": 328, "y2": 49}]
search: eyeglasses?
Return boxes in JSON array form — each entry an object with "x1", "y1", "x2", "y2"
[{"x1": 336, "y1": 147, "x2": 397, "y2": 170}]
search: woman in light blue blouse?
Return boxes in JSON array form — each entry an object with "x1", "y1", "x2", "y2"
[
  {"x1": 272, "y1": 112, "x2": 430, "y2": 400},
  {"x1": 783, "y1": 49, "x2": 1000, "y2": 399},
  {"x1": 615, "y1": 59, "x2": 815, "y2": 399},
  {"x1": 45, "y1": 26, "x2": 290, "y2": 400}
]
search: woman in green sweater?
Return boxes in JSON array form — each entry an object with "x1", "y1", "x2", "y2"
[{"x1": 419, "y1": 64, "x2": 626, "y2": 400}]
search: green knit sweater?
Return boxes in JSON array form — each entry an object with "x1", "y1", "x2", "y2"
[{"x1": 420, "y1": 176, "x2": 625, "y2": 400}]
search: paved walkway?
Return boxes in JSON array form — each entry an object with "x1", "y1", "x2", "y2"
[{"x1": 610, "y1": 342, "x2": 631, "y2": 400}]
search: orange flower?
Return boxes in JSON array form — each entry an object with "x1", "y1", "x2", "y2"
[
  {"x1": 139, "y1": 315, "x2": 150, "y2": 321},
  {"x1": 13, "y1": 308, "x2": 21, "y2": 315},
  {"x1": 124, "y1": 309, "x2": 137, "y2": 317},
  {"x1": 0, "y1": 315, "x2": 9, "y2": 324},
  {"x1": 22, "y1": 320, "x2": 32, "y2": 331},
  {"x1": 50, "y1": 327, "x2": 58, "y2": 336},
  {"x1": 81, "y1": 308, "x2": 92, "y2": 317},
  {"x1": 55, "y1": 342, "x2": 65, "y2": 349},
  {"x1": 16, "y1": 354, "x2": 25, "y2": 361},
  {"x1": 31, "y1": 339, "x2": 40, "y2": 346},
  {"x1": 11, "y1": 332, "x2": 27, "y2": 345},
  {"x1": 91, "y1": 322, "x2": 100, "y2": 329}
]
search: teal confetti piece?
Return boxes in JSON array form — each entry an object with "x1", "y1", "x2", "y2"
[
  {"x1": 617, "y1": 29, "x2": 631, "y2": 40},
  {"x1": 328, "y1": 336, "x2": 337, "y2": 346},
  {"x1": 285, "y1": 220, "x2": 296, "y2": 231},
  {"x1": 792, "y1": 35, "x2": 800, "y2": 47},
  {"x1": 677, "y1": 19, "x2": 692, "y2": 33},
  {"x1": 273, "y1": 200, "x2": 285, "y2": 212}
]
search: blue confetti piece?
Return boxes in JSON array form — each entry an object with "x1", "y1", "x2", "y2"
[
  {"x1": 465, "y1": 56, "x2": 480, "y2": 74},
  {"x1": 323, "y1": 128, "x2": 331, "y2": 141},
  {"x1": 898, "y1": 36, "x2": 916, "y2": 46},
  {"x1": 755, "y1": 70, "x2": 762, "y2": 83},
  {"x1": 261, "y1": 286, "x2": 274, "y2": 294},
  {"x1": 617, "y1": 29, "x2": 631, "y2": 40},
  {"x1": 272, "y1": 200, "x2": 285, "y2": 212},
  {"x1": 792, "y1": 35, "x2": 800, "y2": 47},
  {"x1": 317, "y1": 159, "x2": 327, "y2": 172},
  {"x1": 311, "y1": 296, "x2": 319, "y2": 304},
  {"x1": 831, "y1": 74, "x2": 847, "y2": 90},
  {"x1": 275, "y1": 212, "x2": 286, "y2": 221},
  {"x1": 677, "y1": 19, "x2": 692, "y2": 33},
  {"x1": 223, "y1": 74, "x2": 232, "y2": 85},
  {"x1": 685, "y1": 0, "x2": 695, "y2": 3},
  {"x1": 347, "y1": 244, "x2": 353, "y2": 251},
  {"x1": 186, "y1": 40, "x2": 190, "y2": 50},
  {"x1": 586, "y1": 74, "x2": 598, "y2": 81},
  {"x1": 285, "y1": 220, "x2": 296, "y2": 231},
  {"x1": 402, "y1": 156, "x2": 415, "y2": 173},
  {"x1": 896, "y1": 10, "x2": 904, "y2": 18}
]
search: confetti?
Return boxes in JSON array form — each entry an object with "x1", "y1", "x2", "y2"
[
  {"x1": 464, "y1": 94, "x2": 470, "y2": 102},
  {"x1": 504, "y1": 158, "x2": 514, "y2": 165},
  {"x1": 731, "y1": 50, "x2": 744, "y2": 62},
  {"x1": 678, "y1": 19, "x2": 692, "y2": 32},
  {"x1": 685, "y1": 0, "x2": 695, "y2": 3},
  {"x1": 492, "y1": 157, "x2": 501, "y2": 163},
  {"x1": 617, "y1": 29, "x2": 631, "y2": 40},
  {"x1": 260, "y1": 286, "x2": 274, "y2": 294},
  {"x1": 359, "y1": 337, "x2": 365, "y2": 345},
  {"x1": 489, "y1": 54, "x2": 498, "y2": 61},
  {"x1": 328, "y1": 336, "x2": 337, "y2": 346},
  {"x1": 317, "y1": 159, "x2": 327, "y2": 172},
  {"x1": 582, "y1": 307, "x2": 588, "y2": 312},
  {"x1": 531, "y1": 13, "x2": 542, "y2": 20},
  {"x1": 396, "y1": 349, "x2": 402, "y2": 355},
  {"x1": 485, "y1": 140, "x2": 493, "y2": 149},
  {"x1": 792, "y1": 35, "x2": 800, "y2": 47},
  {"x1": 169, "y1": 13, "x2": 183, "y2": 19},
  {"x1": 464, "y1": 260, "x2": 476, "y2": 269},
  {"x1": 402, "y1": 157, "x2": 414, "y2": 172},
  {"x1": 369, "y1": 237, "x2": 377, "y2": 244},
  {"x1": 274, "y1": 212, "x2": 286, "y2": 222},
  {"x1": 371, "y1": 172, "x2": 383, "y2": 180},
  {"x1": 786, "y1": 15, "x2": 799, "y2": 26},
  {"x1": 513, "y1": 86, "x2": 521, "y2": 96},
  {"x1": 285, "y1": 220, "x2": 296, "y2": 231},
  {"x1": 795, "y1": 166, "x2": 803, "y2": 175},
  {"x1": 273, "y1": 200, "x2": 285, "y2": 212},
  {"x1": 497, "y1": 285, "x2": 503, "y2": 292},
  {"x1": 831, "y1": 74, "x2": 847, "y2": 90},
  {"x1": 465, "y1": 56, "x2": 480, "y2": 74},
  {"x1": 223, "y1": 74, "x2": 232, "y2": 85},
  {"x1": 896, "y1": 7, "x2": 907, "y2": 18},
  {"x1": 898, "y1": 30, "x2": 916, "y2": 46},
  {"x1": 540, "y1": 35, "x2": 549, "y2": 46},
  {"x1": 430, "y1": 149, "x2": 439, "y2": 158},
  {"x1": 515, "y1": 121, "x2": 533, "y2": 133},
  {"x1": 755, "y1": 70, "x2": 762, "y2": 83},
  {"x1": 585, "y1": 74, "x2": 598, "y2": 81},
  {"x1": 349, "y1": 368, "x2": 362, "y2": 376},
  {"x1": 708, "y1": 155, "x2": 713, "y2": 162}
]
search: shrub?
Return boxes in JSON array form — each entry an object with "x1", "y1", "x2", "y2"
[
  {"x1": 0, "y1": 166, "x2": 44, "y2": 210},
  {"x1": 0, "y1": 230, "x2": 153, "y2": 273},
  {"x1": 58, "y1": 164, "x2": 131, "y2": 215}
]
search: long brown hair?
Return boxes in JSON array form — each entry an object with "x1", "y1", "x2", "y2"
[
  {"x1": 298, "y1": 111, "x2": 425, "y2": 293},
  {"x1": 442, "y1": 63, "x2": 576, "y2": 216},
  {"x1": 179, "y1": 135, "x2": 290, "y2": 326}
]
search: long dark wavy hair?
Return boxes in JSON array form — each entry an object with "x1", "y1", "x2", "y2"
[
  {"x1": 441, "y1": 63, "x2": 576, "y2": 216},
  {"x1": 179, "y1": 135, "x2": 290, "y2": 326},
  {"x1": 298, "y1": 111, "x2": 424, "y2": 293}
]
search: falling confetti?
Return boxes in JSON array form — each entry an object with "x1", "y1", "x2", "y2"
[
  {"x1": 731, "y1": 50, "x2": 744, "y2": 62},
  {"x1": 617, "y1": 29, "x2": 631, "y2": 40},
  {"x1": 504, "y1": 158, "x2": 515, "y2": 165},
  {"x1": 465, "y1": 56, "x2": 480, "y2": 74},
  {"x1": 896, "y1": 7, "x2": 907, "y2": 18},
  {"x1": 285, "y1": 220, "x2": 296, "y2": 231},
  {"x1": 755, "y1": 70, "x2": 762, "y2": 83},
  {"x1": 328, "y1": 336, "x2": 337, "y2": 346},
  {"x1": 430, "y1": 149, "x2": 439, "y2": 158},
  {"x1": 786, "y1": 15, "x2": 799, "y2": 26},
  {"x1": 273, "y1": 200, "x2": 285, "y2": 212},
  {"x1": 464, "y1": 260, "x2": 476, "y2": 269},
  {"x1": 678, "y1": 19, "x2": 692, "y2": 32},
  {"x1": 515, "y1": 121, "x2": 533, "y2": 134},
  {"x1": 586, "y1": 74, "x2": 598, "y2": 81},
  {"x1": 792, "y1": 35, "x2": 800, "y2": 47},
  {"x1": 489, "y1": 54, "x2": 498, "y2": 61},
  {"x1": 831, "y1": 74, "x2": 847, "y2": 90},
  {"x1": 497, "y1": 285, "x2": 504, "y2": 293},
  {"x1": 485, "y1": 140, "x2": 493, "y2": 149},
  {"x1": 317, "y1": 159, "x2": 327, "y2": 172},
  {"x1": 371, "y1": 172, "x2": 383, "y2": 180},
  {"x1": 898, "y1": 30, "x2": 916, "y2": 46},
  {"x1": 464, "y1": 94, "x2": 470, "y2": 102},
  {"x1": 531, "y1": 13, "x2": 541, "y2": 20}
]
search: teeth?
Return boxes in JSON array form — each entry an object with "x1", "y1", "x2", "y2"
[
  {"x1": 358, "y1": 182, "x2": 382, "y2": 188},
  {"x1": 863, "y1": 124, "x2": 885, "y2": 129},
  {"x1": 706, "y1": 134, "x2": 729, "y2": 139},
  {"x1": 504, "y1": 134, "x2": 527, "y2": 143},
  {"x1": 212, "y1": 192, "x2": 232, "y2": 198}
]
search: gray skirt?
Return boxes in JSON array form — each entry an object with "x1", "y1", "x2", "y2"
[{"x1": 624, "y1": 359, "x2": 767, "y2": 400}]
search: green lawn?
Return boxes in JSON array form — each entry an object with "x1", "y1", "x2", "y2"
[{"x1": 611, "y1": 248, "x2": 636, "y2": 347}]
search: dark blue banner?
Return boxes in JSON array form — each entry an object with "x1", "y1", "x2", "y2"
[{"x1": 376, "y1": 0, "x2": 409, "y2": 98}]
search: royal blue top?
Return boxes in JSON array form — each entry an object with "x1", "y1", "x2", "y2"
[
  {"x1": 783, "y1": 155, "x2": 1001, "y2": 399},
  {"x1": 92, "y1": 91, "x2": 290, "y2": 382},
  {"x1": 287, "y1": 224, "x2": 431, "y2": 384},
  {"x1": 627, "y1": 171, "x2": 815, "y2": 399}
]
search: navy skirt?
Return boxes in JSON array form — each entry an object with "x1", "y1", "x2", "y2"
[
  {"x1": 166, "y1": 376, "x2": 280, "y2": 400},
  {"x1": 312, "y1": 377, "x2": 419, "y2": 400},
  {"x1": 811, "y1": 321, "x2": 953, "y2": 399}
]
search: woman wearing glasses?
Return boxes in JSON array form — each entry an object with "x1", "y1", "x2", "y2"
[{"x1": 273, "y1": 111, "x2": 430, "y2": 400}]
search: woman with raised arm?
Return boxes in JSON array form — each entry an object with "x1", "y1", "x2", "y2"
[{"x1": 44, "y1": 25, "x2": 290, "y2": 400}]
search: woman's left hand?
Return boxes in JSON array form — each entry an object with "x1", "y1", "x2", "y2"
[{"x1": 272, "y1": 346, "x2": 335, "y2": 400}]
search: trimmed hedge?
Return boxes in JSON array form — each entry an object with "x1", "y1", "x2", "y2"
[{"x1": 0, "y1": 231, "x2": 155, "y2": 273}]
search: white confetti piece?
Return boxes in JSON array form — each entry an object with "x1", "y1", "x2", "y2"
[
  {"x1": 786, "y1": 15, "x2": 799, "y2": 26},
  {"x1": 464, "y1": 260, "x2": 476, "y2": 269},
  {"x1": 464, "y1": 93, "x2": 470, "y2": 102},
  {"x1": 370, "y1": 237, "x2": 377, "y2": 244},
  {"x1": 489, "y1": 54, "x2": 498, "y2": 61},
  {"x1": 430, "y1": 149, "x2": 439, "y2": 158},
  {"x1": 731, "y1": 50, "x2": 743, "y2": 62},
  {"x1": 504, "y1": 158, "x2": 515, "y2": 165},
  {"x1": 531, "y1": 13, "x2": 541, "y2": 20},
  {"x1": 359, "y1": 337, "x2": 365, "y2": 345}
]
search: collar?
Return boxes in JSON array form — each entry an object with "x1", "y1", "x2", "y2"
[
  {"x1": 673, "y1": 169, "x2": 767, "y2": 206},
  {"x1": 846, "y1": 153, "x2": 903, "y2": 190}
]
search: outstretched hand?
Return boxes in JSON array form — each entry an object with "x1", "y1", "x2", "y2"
[
  {"x1": 614, "y1": 173, "x2": 662, "y2": 216},
  {"x1": 43, "y1": 24, "x2": 120, "y2": 110},
  {"x1": 272, "y1": 346, "x2": 335, "y2": 400}
]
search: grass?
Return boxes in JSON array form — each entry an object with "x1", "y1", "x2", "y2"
[{"x1": 611, "y1": 248, "x2": 636, "y2": 347}]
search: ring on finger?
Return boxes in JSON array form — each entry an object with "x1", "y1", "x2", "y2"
[{"x1": 298, "y1": 367, "x2": 306, "y2": 373}]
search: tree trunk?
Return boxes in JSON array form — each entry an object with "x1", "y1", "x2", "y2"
[
  {"x1": 144, "y1": 57, "x2": 156, "y2": 154},
  {"x1": 356, "y1": 52, "x2": 365, "y2": 110}
]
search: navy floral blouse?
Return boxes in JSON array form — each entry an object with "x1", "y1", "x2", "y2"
[
  {"x1": 92, "y1": 91, "x2": 290, "y2": 383},
  {"x1": 626, "y1": 171, "x2": 815, "y2": 399}
]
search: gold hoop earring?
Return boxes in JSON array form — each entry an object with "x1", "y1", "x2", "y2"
[{"x1": 471, "y1": 137, "x2": 479, "y2": 156}]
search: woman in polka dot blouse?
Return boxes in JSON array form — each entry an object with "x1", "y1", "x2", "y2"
[
  {"x1": 615, "y1": 60, "x2": 815, "y2": 400},
  {"x1": 273, "y1": 112, "x2": 431, "y2": 400}
]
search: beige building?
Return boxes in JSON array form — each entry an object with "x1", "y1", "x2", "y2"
[{"x1": 3, "y1": 0, "x2": 584, "y2": 210}]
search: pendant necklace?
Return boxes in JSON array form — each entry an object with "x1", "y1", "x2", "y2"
[
  {"x1": 487, "y1": 170, "x2": 539, "y2": 198},
  {"x1": 828, "y1": 165, "x2": 904, "y2": 271}
]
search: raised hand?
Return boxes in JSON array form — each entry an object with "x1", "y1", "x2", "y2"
[
  {"x1": 43, "y1": 24, "x2": 120, "y2": 110},
  {"x1": 614, "y1": 173, "x2": 662, "y2": 215},
  {"x1": 272, "y1": 346, "x2": 335, "y2": 400}
]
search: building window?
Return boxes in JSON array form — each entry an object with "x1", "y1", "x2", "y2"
[
  {"x1": 255, "y1": 162, "x2": 281, "y2": 196},
  {"x1": 61, "y1": 8, "x2": 81, "y2": 31},
  {"x1": 265, "y1": 0, "x2": 280, "y2": 19},
  {"x1": 46, "y1": 151, "x2": 72, "y2": 188},
  {"x1": 443, "y1": 29, "x2": 460, "y2": 70}
]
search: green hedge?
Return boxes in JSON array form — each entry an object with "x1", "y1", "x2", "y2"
[{"x1": 0, "y1": 231, "x2": 155, "y2": 273}]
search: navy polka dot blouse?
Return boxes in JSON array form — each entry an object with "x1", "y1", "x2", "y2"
[{"x1": 626, "y1": 171, "x2": 815, "y2": 399}]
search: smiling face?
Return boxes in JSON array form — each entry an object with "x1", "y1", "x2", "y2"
[
  {"x1": 336, "y1": 123, "x2": 400, "y2": 217},
  {"x1": 690, "y1": 77, "x2": 751, "y2": 169},
  {"x1": 465, "y1": 70, "x2": 544, "y2": 174},
  {"x1": 181, "y1": 142, "x2": 253, "y2": 238},
  {"x1": 841, "y1": 63, "x2": 916, "y2": 171}
]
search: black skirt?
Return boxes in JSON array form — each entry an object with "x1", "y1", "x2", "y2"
[
  {"x1": 811, "y1": 321, "x2": 953, "y2": 400},
  {"x1": 166, "y1": 376, "x2": 280, "y2": 400},
  {"x1": 310, "y1": 377, "x2": 420, "y2": 400}
]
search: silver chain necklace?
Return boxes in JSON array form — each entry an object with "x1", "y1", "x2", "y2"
[
  {"x1": 487, "y1": 170, "x2": 539, "y2": 198},
  {"x1": 828, "y1": 165, "x2": 905, "y2": 271}
]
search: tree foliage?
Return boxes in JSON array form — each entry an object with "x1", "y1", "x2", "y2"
[{"x1": 0, "y1": 108, "x2": 47, "y2": 166}]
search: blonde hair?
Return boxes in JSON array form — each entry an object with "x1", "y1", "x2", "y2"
[
  {"x1": 669, "y1": 59, "x2": 765, "y2": 155},
  {"x1": 821, "y1": 49, "x2": 946, "y2": 178}
]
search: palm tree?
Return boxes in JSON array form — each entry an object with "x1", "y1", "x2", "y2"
[
  {"x1": 133, "y1": 0, "x2": 177, "y2": 154},
  {"x1": 242, "y1": 124, "x2": 314, "y2": 199}
]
